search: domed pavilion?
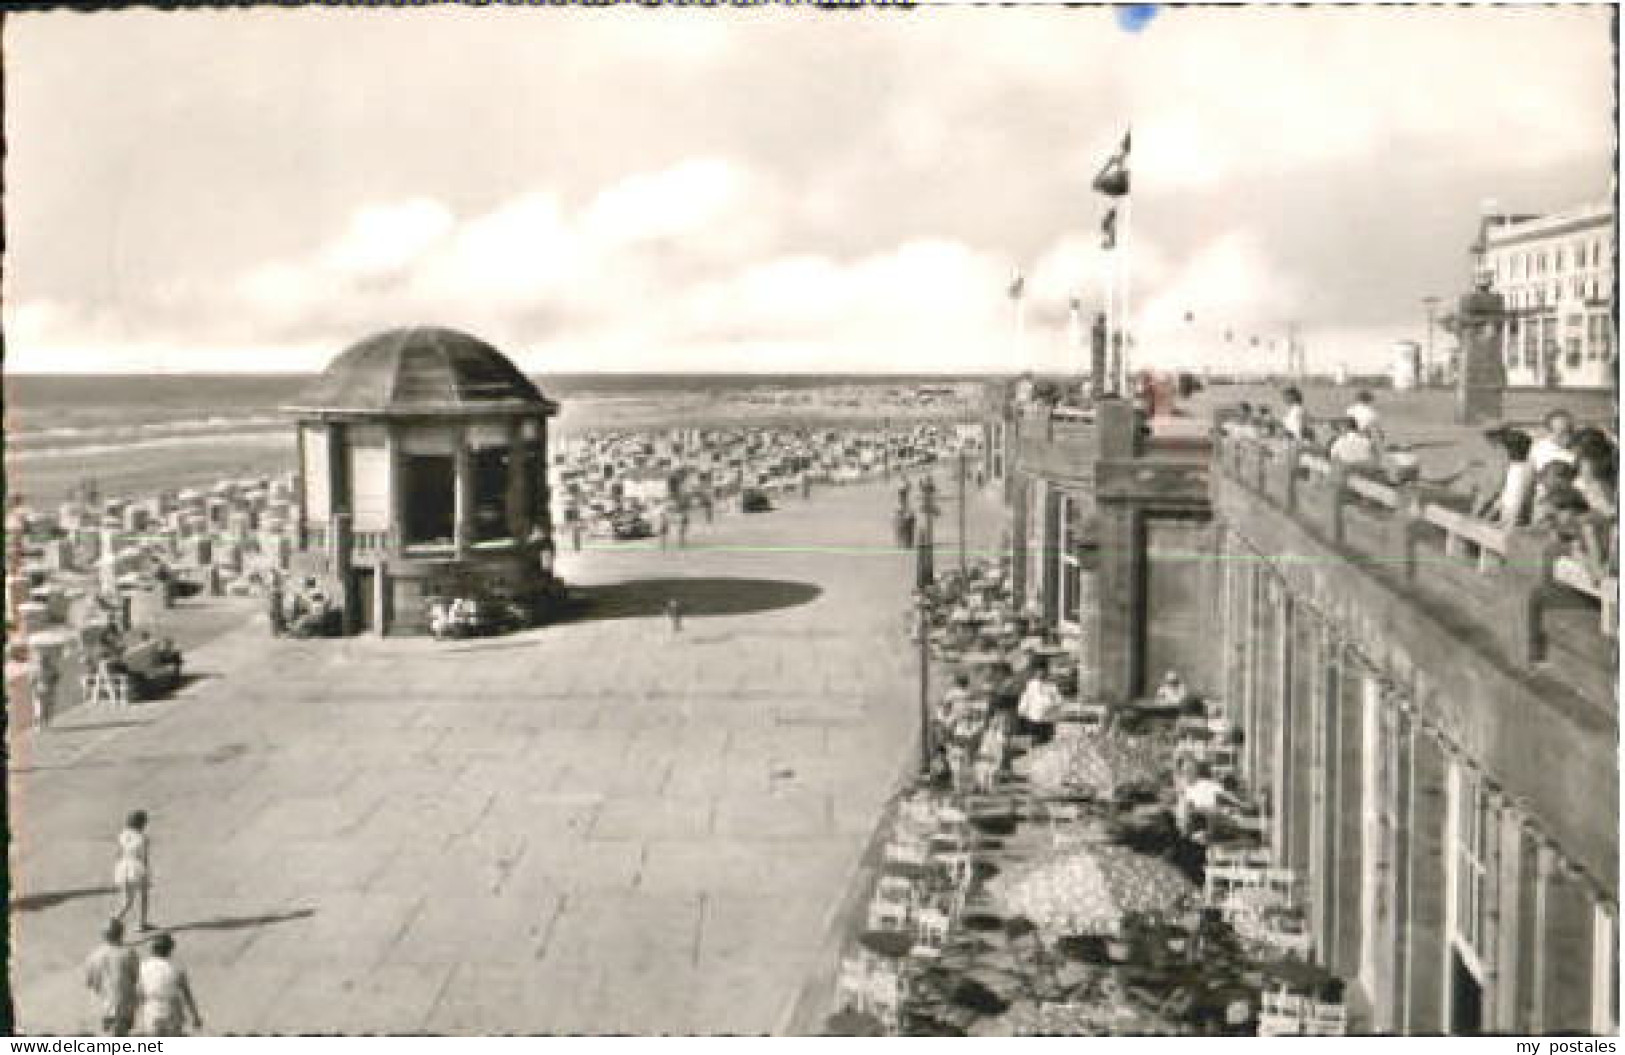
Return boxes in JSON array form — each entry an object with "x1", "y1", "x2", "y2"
[{"x1": 285, "y1": 327, "x2": 561, "y2": 635}]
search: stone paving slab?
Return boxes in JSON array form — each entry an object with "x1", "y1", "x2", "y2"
[{"x1": 10, "y1": 476, "x2": 996, "y2": 1034}]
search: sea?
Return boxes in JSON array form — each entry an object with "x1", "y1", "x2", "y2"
[{"x1": 3, "y1": 373, "x2": 996, "y2": 508}]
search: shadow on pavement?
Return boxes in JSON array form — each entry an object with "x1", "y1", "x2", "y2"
[
  {"x1": 559, "y1": 577, "x2": 823, "y2": 623},
  {"x1": 52, "y1": 720, "x2": 155, "y2": 735},
  {"x1": 163, "y1": 908, "x2": 315, "y2": 934},
  {"x1": 10, "y1": 885, "x2": 117, "y2": 914}
]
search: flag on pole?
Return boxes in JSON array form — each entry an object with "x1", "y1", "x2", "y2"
[
  {"x1": 1101, "y1": 207, "x2": 1118, "y2": 250},
  {"x1": 1091, "y1": 129, "x2": 1132, "y2": 197},
  {"x1": 1008, "y1": 270, "x2": 1026, "y2": 301}
]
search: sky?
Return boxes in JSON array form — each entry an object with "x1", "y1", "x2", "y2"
[{"x1": 3, "y1": 4, "x2": 1615, "y2": 375}]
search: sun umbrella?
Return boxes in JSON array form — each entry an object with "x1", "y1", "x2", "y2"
[
  {"x1": 989, "y1": 845, "x2": 1195, "y2": 940},
  {"x1": 1027, "y1": 731, "x2": 1169, "y2": 797}
]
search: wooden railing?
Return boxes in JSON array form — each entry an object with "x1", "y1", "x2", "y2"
[{"x1": 1215, "y1": 428, "x2": 1618, "y2": 650}]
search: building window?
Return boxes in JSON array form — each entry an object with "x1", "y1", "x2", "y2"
[
  {"x1": 1591, "y1": 313, "x2": 1614, "y2": 361},
  {"x1": 1556, "y1": 247, "x2": 1566, "y2": 272},
  {"x1": 1451, "y1": 767, "x2": 1492, "y2": 965},
  {"x1": 1594, "y1": 906, "x2": 1619, "y2": 1035},
  {"x1": 1567, "y1": 337, "x2": 1583, "y2": 369},
  {"x1": 1058, "y1": 494, "x2": 1093, "y2": 628}
]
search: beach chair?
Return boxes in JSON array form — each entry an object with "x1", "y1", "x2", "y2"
[{"x1": 1257, "y1": 989, "x2": 1306, "y2": 1036}]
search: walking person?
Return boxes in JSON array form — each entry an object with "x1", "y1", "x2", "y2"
[
  {"x1": 83, "y1": 920, "x2": 138, "y2": 1037},
  {"x1": 666, "y1": 597, "x2": 684, "y2": 636},
  {"x1": 676, "y1": 506, "x2": 690, "y2": 549},
  {"x1": 111, "y1": 810, "x2": 152, "y2": 931},
  {"x1": 134, "y1": 934, "x2": 202, "y2": 1036}
]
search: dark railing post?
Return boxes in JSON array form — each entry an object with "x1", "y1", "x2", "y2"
[
  {"x1": 1390, "y1": 483, "x2": 1423, "y2": 584},
  {"x1": 1283, "y1": 445, "x2": 1301, "y2": 513},
  {"x1": 1326, "y1": 463, "x2": 1348, "y2": 547}
]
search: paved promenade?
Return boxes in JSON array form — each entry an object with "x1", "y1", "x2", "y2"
[{"x1": 9, "y1": 474, "x2": 1001, "y2": 1035}]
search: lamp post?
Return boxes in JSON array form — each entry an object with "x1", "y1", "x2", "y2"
[
  {"x1": 1423, "y1": 295, "x2": 1440, "y2": 385},
  {"x1": 916, "y1": 596, "x2": 931, "y2": 775},
  {"x1": 918, "y1": 475, "x2": 938, "y2": 590},
  {"x1": 957, "y1": 447, "x2": 968, "y2": 577}
]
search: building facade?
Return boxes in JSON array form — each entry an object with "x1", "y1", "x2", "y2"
[
  {"x1": 1477, "y1": 201, "x2": 1616, "y2": 389},
  {"x1": 285, "y1": 327, "x2": 561, "y2": 635},
  {"x1": 994, "y1": 390, "x2": 1618, "y2": 1034}
]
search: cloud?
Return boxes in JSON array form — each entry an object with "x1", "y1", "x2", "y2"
[{"x1": 3, "y1": 6, "x2": 1611, "y2": 374}]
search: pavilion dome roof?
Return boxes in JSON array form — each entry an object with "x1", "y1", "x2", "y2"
[{"x1": 288, "y1": 327, "x2": 555, "y2": 417}]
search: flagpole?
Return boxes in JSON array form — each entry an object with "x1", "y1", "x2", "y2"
[{"x1": 1119, "y1": 195, "x2": 1132, "y2": 398}]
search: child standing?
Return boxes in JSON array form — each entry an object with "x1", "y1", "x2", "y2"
[{"x1": 112, "y1": 810, "x2": 152, "y2": 931}]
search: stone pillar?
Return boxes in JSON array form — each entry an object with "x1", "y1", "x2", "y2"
[
  {"x1": 1041, "y1": 489, "x2": 1061, "y2": 627},
  {"x1": 1455, "y1": 282, "x2": 1508, "y2": 426},
  {"x1": 1010, "y1": 475, "x2": 1029, "y2": 601},
  {"x1": 1094, "y1": 503, "x2": 1141, "y2": 705},
  {"x1": 1405, "y1": 729, "x2": 1450, "y2": 1033},
  {"x1": 1271, "y1": 594, "x2": 1294, "y2": 856},
  {"x1": 454, "y1": 424, "x2": 473, "y2": 560},
  {"x1": 1074, "y1": 558, "x2": 1101, "y2": 701},
  {"x1": 1494, "y1": 810, "x2": 1530, "y2": 1032},
  {"x1": 1391, "y1": 704, "x2": 1416, "y2": 1031},
  {"x1": 1089, "y1": 312, "x2": 1108, "y2": 401},
  {"x1": 1331, "y1": 641, "x2": 1366, "y2": 983},
  {"x1": 1542, "y1": 855, "x2": 1599, "y2": 1031}
]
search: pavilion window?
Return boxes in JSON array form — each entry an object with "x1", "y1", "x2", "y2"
[
  {"x1": 468, "y1": 422, "x2": 513, "y2": 544},
  {"x1": 399, "y1": 427, "x2": 457, "y2": 548},
  {"x1": 471, "y1": 446, "x2": 512, "y2": 543}
]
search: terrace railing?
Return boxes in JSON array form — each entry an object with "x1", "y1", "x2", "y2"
[{"x1": 1214, "y1": 429, "x2": 1616, "y2": 695}]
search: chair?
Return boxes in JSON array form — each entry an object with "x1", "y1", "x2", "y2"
[
  {"x1": 1257, "y1": 989, "x2": 1305, "y2": 1036},
  {"x1": 835, "y1": 956, "x2": 871, "y2": 1013},
  {"x1": 867, "y1": 970, "x2": 906, "y2": 1034},
  {"x1": 1305, "y1": 1002, "x2": 1348, "y2": 1036},
  {"x1": 885, "y1": 836, "x2": 929, "y2": 868},
  {"x1": 867, "y1": 896, "x2": 910, "y2": 932},
  {"x1": 911, "y1": 907, "x2": 950, "y2": 961}
]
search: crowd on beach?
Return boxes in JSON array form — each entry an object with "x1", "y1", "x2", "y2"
[
  {"x1": 824, "y1": 554, "x2": 1346, "y2": 1038},
  {"x1": 1226, "y1": 388, "x2": 1619, "y2": 585},
  {"x1": 551, "y1": 422, "x2": 977, "y2": 551}
]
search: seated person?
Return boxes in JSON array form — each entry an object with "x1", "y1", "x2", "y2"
[
  {"x1": 1176, "y1": 764, "x2": 1242, "y2": 835},
  {"x1": 1474, "y1": 429, "x2": 1535, "y2": 527},
  {"x1": 1155, "y1": 670, "x2": 1191, "y2": 710},
  {"x1": 1328, "y1": 416, "x2": 1378, "y2": 469},
  {"x1": 1017, "y1": 664, "x2": 1062, "y2": 744},
  {"x1": 938, "y1": 673, "x2": 973, "y2": 731}
]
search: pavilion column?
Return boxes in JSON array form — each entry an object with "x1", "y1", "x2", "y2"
[
  {"x1": 385, "y1": 424, "x2": 404, "y2": 553},
  {"x1": 454, "y1": 423, "x2": 473, "y2": 560},
  {"x1": 535, "y1": 416, "x2": 552, "y2": 535},
  {"x1": 327, "y1": 421, "x2": 350, "y2": 567},
  {"x1": 295, "y1": 424, "x2": 309, "y2": 548},
  {"x1": 506, "y1": 417, "x2": 531, "y2": 542}
]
